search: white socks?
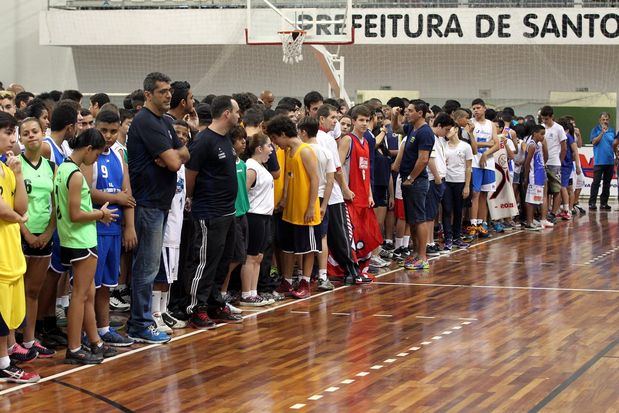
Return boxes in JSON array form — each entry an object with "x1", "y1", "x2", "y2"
[{"x1": 151, "y1": 291, "x2": 161, "y2": 315}]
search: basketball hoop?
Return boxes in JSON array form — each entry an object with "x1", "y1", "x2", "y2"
[{"x1": 278, "y1": 30, "x2": 306, "y2": 64}]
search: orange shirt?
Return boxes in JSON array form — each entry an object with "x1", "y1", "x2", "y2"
[
  {"x1": 274, "y1": 147, "x2": 286, "y2": 207},
  {"x1": 283, "y1": 144, "x2": 320, "y2": 226}
]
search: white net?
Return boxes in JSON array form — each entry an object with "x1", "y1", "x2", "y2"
[
  {"x1": 40, "y1": 0, "x2": 619, "y2": 133},
  {"x1": 279, "y1": 31, "x2": 306, "y2": 64}
]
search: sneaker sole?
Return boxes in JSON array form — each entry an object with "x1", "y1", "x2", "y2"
[
  {"x1": 64, "y1": 358, "x2": 103, "y2": 365},
  {"x1": 317, "y1": 286, "x2": 335, "y2": 291},
  {"x1": 35, "y1": 352, "x2": 56, "y2": 358},
  {"x1": 0, "y1": 377, "x2": 40, "y2": 384},
  {"x1": 127, "y1": 335, "x2": 171, "y2": 344},
  {"x1": 103, "y1": 341, "x2": 135, "y2": 347},
  {"x1": 188, "y1": 322, "x2": 218, "y2": 330}
]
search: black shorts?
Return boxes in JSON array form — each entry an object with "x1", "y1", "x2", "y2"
[
  {"x1": 0, "y1": 313, "x2": 26, "y2": 337},
  {"x1": 401, "y1": 177, "x2": 430, "y2": 224},
  {"x1": 373, "y1": 185, "x2": 389, "y2": 208},
  {"x1": 247, "y1": 213, "x2": 271, "y2": 256},
  {"x1": 60, "y1": 246, "x2": 98, "y2": 267},
  {"x1": 231, "y1": 215, "x2": 248, "y2": 264},
  {"x1": 424, "y1": 181, "x2": 445, "y2": 222},
  {"x1": 319, "y1": 197, "x2": 328, "y2": 238},
  {"x1": 22, "y1": 233, "x2": 53, "y2": 257},
  {"x1": 272, "y1": 213, "x2": 283, "y2": 248},
  {"x1": 279, "y1": 220, "x2": 321, "y2": 255}
]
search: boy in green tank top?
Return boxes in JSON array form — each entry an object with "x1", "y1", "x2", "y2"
[{"x1": 53, "y1": 129, "x2": 118, "y2": 365}]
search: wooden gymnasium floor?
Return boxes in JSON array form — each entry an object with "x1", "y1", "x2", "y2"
[{"x1": 2, "y1": 209, "x2": 619, "y2": 412}]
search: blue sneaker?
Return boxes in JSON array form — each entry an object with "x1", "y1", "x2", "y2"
[
  {"x1": 492, "y1": 222, "x2": 505, "y2": 233},
  {"x1": 101, "y1": 328, "x2": 134, "y2": 347},
  {"x1": 128, "y1": 325, "x2": 171, "y2": 344}
]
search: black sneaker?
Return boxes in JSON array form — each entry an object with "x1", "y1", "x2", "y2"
[
  {"x1": 110, "y1": 289, "x2": 130, "y2": 312},
  {"x1": 189, "y1": 308, "x2": 217, "y2": 330},
  {"x1": 344, "y1": 274, "x2": 373, "y2": 285},
  {"x1": 208, "y1": 307, "x2": 243, "y2": 324},
  {"x1": 37, "y1": 326, "x2": 68, "y2": 349},
  {"x1": 576, "y1": 205, "x2": 587, "y2": 214},
  {"x1": 8, "y1": 343, "x2": 38, "y2": 363},
  {"x1": 382, "y1": 241, "x2": 395, "y2": 251},
  {"x1": 168, "y1": 310, "x2": 190, "y2": 322},
  {"x1": 589, "y1": 204, "x2": 597, "y2": 211},
  {"x1": 601, "y1": 204, "x2": 612, "y2": 210},
  {"x1": 64, "y1": 346, "x2": 103, "y2": 365},
  {"x1": 392, "y1": 247, "x2": 408, "y2": 259},
  {"x1": 90, "y1": 342, "x2": 118, "y2": 359},
  {"x1": 426, "y1": 244, "x2": 440, "y2": 257}
]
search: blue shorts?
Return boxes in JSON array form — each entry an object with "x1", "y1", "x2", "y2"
[
  {"x1": 424, "y1": 181, "x2": 445, "y2": 222},
  {"x1": 561, "y1": 165, "x2": 574, "y2": 188},
  {"x1": 472, "y1": 168, "x2": 496, "y2": 193},
  {"x1": 401, "y1": 177, "x2": 430, "y2": 224},
  {"x1": 94, "y1": 234, "x2": 121, "y2": 288},
  {"x1": 50, "y1": 231, "x2": 70, "y2": 274}
]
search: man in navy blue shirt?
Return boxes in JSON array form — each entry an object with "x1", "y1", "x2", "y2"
[
  {"x1": 398, "y1": 100, "x2": 434, "y2": 270},
  {"x1": 127, "y1": 72, "x2": 189, "y2": 344},
  {"x1": 184, "y1": 95, "x2": 243, "y2": 329}
]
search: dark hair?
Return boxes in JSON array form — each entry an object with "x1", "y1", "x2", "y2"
[
  {"x1": 495, "y1": 119, "x2": 505, "y2": 130},
  {"x1": 0, "y1": 112, "x2": 18, "y2": 131},
  {"x1": 123, "y1": 93, "x2": 133, "y2": 110},
  {"x1": 229, "y1": 125, "x2": 247, "y2": 144},
  {"x1": 170, "y1": 81, "x2": 191, "y2": 109},
  {"x1": 95, "y1": 110, "x2": 120, "y2": 124},
  {"x1": 443, "y1": 99, "x2": 461, "y2": 115},
  {"x1": 317, "y1": 104, "x2": 337, "y2": 119},
  {"x1": 50, "y1": 105, "x2": 78, "y2": 132},
  {"x1": 49, "y1": 90, "x2": 62, "y2": 102},
  {"x1": 60, "y1": 89, "x2": 83, "y2": 103},
  {"x1": 243, "y1": 107, "x2": 264, "y2": 127},
  {"x1": 119, "y1": 108, "x2": 134, "y2": 124},
  {"x1": 15, "y1": 91, "x2": 34, "y2": 108},
  {"x1": 485, "y1": 108, "x2": 497, "y2": 121},
  {"x1": 501, "y1": 112, "x2": 513, "y2": 124},
  {"x1": 100, "y1": 103, "x2": 119, "y2": 115},
  {"x1": 57, "y1": 99, "x2": 81, "y2": 113},
  {"x1": 173, "y1": 119, "x2": 190, "y2": 129},
  {"x1": 503, "y1": 107, "x2": 515, "y2": 117},
  {"x1": 431, "y1": 105, "x2": 443, "y2": 116},
  {"x1": 350, "y1": 104, "x2": 371, "y2": 120},
  {"x1": 512, "y1": 124, "x2": 526, "y2": 139},
  {"x1": 279, "y1": 97, "x2": 302, "y2": 110},
  {"x1": 202, "y1": 94, "x2": 216, "y2": 105},
  {"x1": 266, "y1": 115, "x2": 297, "y2": 138},
  {"x1": 274, "y1": 104, "x2": 294, "y2": 117},
  {"x1": 90, "y1": 93, "x2": 110, "y2": 108},
  {"x1": 211, "y1": 95, "x2": 234, "y2": 119},
  {"x1": 195, "y1": 103, "x2": 212, "y2": 125},
  {"x1": 386, "y1": 97, "x2": 406, "y2": 113},
  {"x1": 303, "y1": 91, "x2": 324, "y2": 109},
  {"x1": 24, "y1": 99, "x2": 48, "y2": 120},
  {"x1": 143, "y1": 72, "x2": 171, "y2": 93},
  {"x1": 19, "y1": 116, "x2": 44, "y2": 133},
  {"x1": 433, "y1": 113, "x2": 456, "y2": 128},
  {"x1": 539, "y1": 105, "x2": 554, "y2": 117},
  {"x1": 263, "y1": 108, "x2": 275, "y2": 123},
  {"x1": 246, "y1": 132, "x2": 270, "y2": 158},
  {"x1": 522, "y1": 120, "x2": 538, "y2": 137},
  {"x1": 411, "y1": 100, "x2": 429, "y2": 118},
  {"x1": 80, "y1": 109, "x2": 92, "y2": 118},
  {"x1": 471, "y1": 98, "x2": 485, "y2": 107},
  {"x1": 232, "y1": 93, "x2": 253, "y2": 114},
  {"x1": 557, "y1": 117, "x2": 575, "y2": 136},
  {"x1": 324, "y1": 98, "x2": 339, "y2": 108},
  {"x1": 297, "y1": 116, "x2": 319, "y2": 138},
  {"x1": 130, "y1": 89, "x2": 145, "y2": 109},
  {"x1": 531, "y1": 124, "x2": 545, "y2": 137},
  {"x1": 67, "y1": 128, "x2": 105, "y2": 150}
]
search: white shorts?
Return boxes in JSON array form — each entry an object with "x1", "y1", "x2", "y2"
[
  {"x1": 574, "y1": 171, "x2": 585, "y2": 190},
  {"x1": 526, "y1": 184, "x2": 544, "y2": 205},
  {"x1": 161, "y1": 246, "x2": 180, "y2": 283}
]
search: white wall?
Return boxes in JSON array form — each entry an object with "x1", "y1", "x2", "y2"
[{"x1": 0, "y1": 0, "x2": 77, "y2": 92}]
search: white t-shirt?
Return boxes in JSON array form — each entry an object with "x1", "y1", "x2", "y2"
[
  {"x1": 472, "y1": 119, "x2": 495, "y2": 171},
  {"x1": 427, "y1": 135, "x2": 447, "y2": 181},
  {"x1": 316, "y1": 129, "x2": 344, "y2": 205},
  {"x1": 246, "y1": 158, "x2": 274, "y2": 215},
  {"x1": 543, "y1": 121, "x2": 567, "y2": 166},
  {"x1": 444, "y1": 140, "x2": 473, "y2": 183},
  {"x1": 163, "y1": 165, "x2": 186, "y2": 247},
  {"x1": 310, "y1": 142, "x2": 336, "y2": 199}
]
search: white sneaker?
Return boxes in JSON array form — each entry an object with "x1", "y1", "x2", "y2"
[
  {"x1": 161, "y1": 312, "x2": 188, "y2": 329},
  {"x1": 153, "y1": 313, "x2": 173, "y2": 334},
  {"x1": 226, "y1": 303, "x2": 243, "y2": 314},
  {"x1": 370, "y1": 256, "x2": 389, "y2": 268},
  {"x1": 541, "y1": 219, "x2": 554, "y2": 228}
]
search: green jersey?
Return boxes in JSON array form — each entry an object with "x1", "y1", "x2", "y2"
[
  {"x1": 20, "y1": 154, "x2": 55, "y2": 234},
  {"x1": 54, "y1": 159, "x2": 97, "y2": 249},
  {"x1": 234, "y1": 159, "x2": 249, "y2": 217}
]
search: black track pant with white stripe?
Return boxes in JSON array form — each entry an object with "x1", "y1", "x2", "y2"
[
  {"x1": 185, "y1": 215, "x2": 235, "y2": 315},
  {"x1": 327, "y1": 202, "x2": 360, "y2": 277}
]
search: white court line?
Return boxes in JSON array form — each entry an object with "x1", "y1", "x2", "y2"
[
  {"x1": 332, "y1": 312, "x2": 350, "y2": 316},
  {"x1": 0, "y1": 231, "x2": 516, "y2": 397},
  {"x1": 372, "y1": 282, "x2": 619, "y2": 293},
  {"x1": 290, "y1": 310, "x2": 310, "y2": 314}
]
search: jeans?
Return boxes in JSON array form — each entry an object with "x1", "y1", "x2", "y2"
[
  {"x1": 128, "y1": 206, "x2": 167, "y2": 333},
  {"x1": 589, "y1": 164, "x2": 615, "y2": 206},
  {"x1": 441, "y1": 182, "x2": 465, "y2": 240}
]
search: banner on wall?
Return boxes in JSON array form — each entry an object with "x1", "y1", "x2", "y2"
[{"x1": 577, "y1": 146, "x2": 618, "y2": 197}]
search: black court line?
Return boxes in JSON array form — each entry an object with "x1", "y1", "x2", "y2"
[
  {"x1": 528, "y1": 336, "x2": 619, "y2": 413},
  {"x1": 51, "y1": 379, "x2": 134, "y2": 413}
]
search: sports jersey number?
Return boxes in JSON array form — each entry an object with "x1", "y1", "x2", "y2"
[
  {"x1": 25, "y1": 179, "x2": 32, "y2": 194},
  {"x1": 101, "y1": 165, "x2": 109, "y2": 179},
  {"x1": 55, "y1": 185, "x2": 62, "y2": 220}
]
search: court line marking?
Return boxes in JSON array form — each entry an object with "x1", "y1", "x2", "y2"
[
  {"x1": 0, "y1": 230, "x2": 517, "y2": 397},
  {"x1": 52, "y1": 379, "x2": 133, "y2": 413},
  {"x1": 372, "y1": 282, "x2": 619, "y2": 293}
]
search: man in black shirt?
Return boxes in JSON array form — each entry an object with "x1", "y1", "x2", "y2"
[
  {"x1": 127, "y1": 72, "x2": 189, "y2": 344},
  {"x1": 185, "y1": 95, "x2": 243, "y2": 328}
]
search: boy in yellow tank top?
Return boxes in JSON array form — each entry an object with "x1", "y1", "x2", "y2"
[
  {"x1": 0, "y1": 112, "x2": 40, "y2": 383},
  {"x1": 266, "y1": 115, "x2": 320, "y2": 299}
]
